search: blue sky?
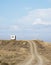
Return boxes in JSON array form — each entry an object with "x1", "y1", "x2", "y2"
[{"x1": 0, "y1": 0, "x2": 51, "y2": 42}]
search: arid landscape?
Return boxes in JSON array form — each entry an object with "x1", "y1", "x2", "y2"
[{"x1": 0, "y1": 40, "x2": 51, "y2": 65}]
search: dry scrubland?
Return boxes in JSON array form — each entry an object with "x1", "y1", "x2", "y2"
[{"x1": 0, "y1": 40, "x2": 51, "y2": 65}]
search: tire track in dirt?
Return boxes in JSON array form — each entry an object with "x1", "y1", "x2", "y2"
[
  {"x1": 20, "y1": 40, "x2": 49, "y2": 65},
  {"x1": 31, "y1": 41, "x2": 43, "y2": 65}
]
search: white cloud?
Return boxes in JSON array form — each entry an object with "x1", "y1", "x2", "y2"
[
  {"x1": 33, "y1": 18, "x2": 51, "y2": 25},
  {"x1": 18, "y1": 8, "x2": 51, "y2": 26},
  {"x1": 0, "y1": 8, "x2": 51, "y2": 32}
]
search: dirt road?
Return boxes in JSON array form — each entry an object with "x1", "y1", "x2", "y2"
[
  {"x1": 27, "y1": 41, "x2": 43, "y2": 65},
  {"x1": 20, "y1": 40, "x2": 49, "y2": 65},
  {"x1": 31, "y1": 41, "x2": 43, "y2": 65}
]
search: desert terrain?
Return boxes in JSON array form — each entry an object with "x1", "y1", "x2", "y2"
[{"x1": 0, "y1": 40, "x2": 51, "y2": 65}]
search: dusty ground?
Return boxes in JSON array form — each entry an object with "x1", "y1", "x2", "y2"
[{"x1": 0, "y1": 40, "x2": 51, "y2": 65}]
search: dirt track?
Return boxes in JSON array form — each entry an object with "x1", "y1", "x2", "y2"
[
  {"x1": 20, "y1": 40, "x2": 50, "y2": 65},
  {"x1": 31, "y1": 41, "x2": 43, "y2": 65}
]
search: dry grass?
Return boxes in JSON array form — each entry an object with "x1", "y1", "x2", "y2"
[
  {"x1": 0, "y1": 40, "x2": 30, "y2": 65},
  {"x1": 0, "y1": 40, "x2": 51, "y2": 65}
]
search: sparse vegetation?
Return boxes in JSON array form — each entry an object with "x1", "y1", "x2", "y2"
[{"x1": 0, "y1": 40, "x2": 51, "y2": 65}]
